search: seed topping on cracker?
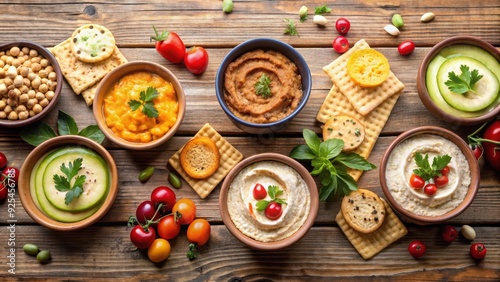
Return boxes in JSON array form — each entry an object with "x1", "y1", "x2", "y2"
[
  {"x1": 341, "y1": 189, "x2": 386, "y2": 234},
  {"x1": 322, "y1": 115, "x2": 365, "y2": 151}
]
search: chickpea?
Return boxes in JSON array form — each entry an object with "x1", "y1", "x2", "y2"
[
  {"x1": 23, "y1": 60, "x2": 32, "y2": 68},
  {"x1": 22, "y1": 47, "x2": 30, "y2": 55},
  {"x1": 45, "y1": 91, "x2": 55, "y2": 101},
  {"x1": 8, "y1": 88, "x2": 20, "y2": 98},
  {"x1": 17, "y1": 57, "x2": 25, "y2": 65},
  {"x1": 35, "y1": 92, "x2": 45, "y2": 101},
  {"x1": 27, "y1": 90, "x2": 36, "y2": 98},
  {"x1": 38, "y1": 84, "x2": 48, "y2": 93},
  {"x1": 0, "y1": 60, "x2": 4, "y2": 68},
  {"x1": 0, "y1": 99, "x2": 6, "y2": 110},
  {"x1": 39, "y1": 98, "x2": 49, "y2": 107},
  {"x1": 13, "y1": 75, "x2": 24, "y2": 88},
  {"x1": 38, "y1": 69, "x2": 48, "y2": 78},
  {"x1": 0, "y1": 55, "x2": 7, "y2": 62},
  {"x1": 4, "y1": 105, "x2": 12, "y2": 114},
  {"x1": 29, "y1": 110, "x2": 35, "y2": 117},
  {"x1": 31, "y1": 77, "x2": 41, "y2": 89},
  {"x1": 30, "y1": 56, "x2": 41, "y2": 64},
  {"x1": 40, "y1": 58, "x2": 49, "y2": 68},
  {"x1": 48, "y1": 72, "x2": 57, "y2": 81},
  {"x1": 8, "y1": 111, "x2": 18, "y2": 120},
  {"x1": 18, "y1": 111, "x2": 28, "y2": 120},
  {"x1": 3, "y1": 77, "x2": 12, "y2": 87},
  {"x1": 6, "y1": 65, "x2": 17, "y2": 79},
  {"x1": 7, "y1": 97, "x2": 17, "y2": 107},
  {"x1": 32, "y1": 104, "x2": 42, "y2": 114},
  {"x1": 19, "y1": 93, "x2": 29, "y2": 104},
  {"x1": 19, "y1": 66, "x2": 29, "y2": 77},
  {"x1": 26, "y1": 98, "x2": 36, "y2": 109},
  {"x1": 5, "y1": 56, "x2": 14, "y2": 66},
  {"x1": 0, "y1": 111, "x2": 6, "y2": 119},
  {"x1": 23, "y1": 78, "x2": 31, "y2": 87},
  {"x1": 15, "y1": 105, "x2": 27, "y2": 113},
  {"x1": 18, "y1": 85, "x2": 29, "y2": 94},
  {"x1": 27, "y1": 72, "x2": 36, "y2": 81},
  {"x1": 31, "y1": 62, "x2": 41, "y2": 72},
  {"x1": 11, "y1": 59, "x2": 21, "y2": 68},
  {"x1": 29, "y1": 49, "x2": 38, "y2": 58},
  {"x1": 45, "y1": 66, "x2": 54, "y2": 73},
  {"x1": 0, "y1": 84, "x2": 7, "y2": 95}
]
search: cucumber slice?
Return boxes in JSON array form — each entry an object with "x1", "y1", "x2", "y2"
[
  {"x1": 438, "y1": 44, "x2": 500, "y2": 78},
  {"x1": 437, "y1": 56, "x2": 499, "y2": 112}
]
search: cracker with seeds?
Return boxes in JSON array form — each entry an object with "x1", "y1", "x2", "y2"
[
  {"x1": 169, "y1": 123, "x2": 243, "y2": 198},
  {"x1": 341, "y1": 189, "x2": 386, "y2": 234},
  {"x1": 322, "y1": 115, "x2": 365, "y2": 151},
  {"x1": 71, "y1": 24, "x2": 116, "y2": 63}
]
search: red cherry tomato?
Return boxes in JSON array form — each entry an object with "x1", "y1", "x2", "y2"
[
  {"x1": 441, "y1": 225, "x2": 458, "y2": 243},
  {"x1": 332, "y1": 36, "x2": 349, "y2": 54},
  {"x1": 130, "y1": 225, "x2": 156, "y2": 249},
  {"x1": 335, "y1": 18, "x2": 351, "y2": 34},
  {"x1": 482, "y1": 120, "x2": 500, "y2": 172},
  {"x1": 398, "y1": 40, "x2": 415, "y2": 56},
  {"x1": 434, "y1": 175, "x2": 449, "y2": 188},
  {"x1": 157, "y1": 215, "x2": 181, "y2": 240},
  {"x1": 136, "y1": 200, "x2": 161, "y2": 225},
  {"x1": 0, "y1": 152, "x2": 7, "y2": 170},
  {"x1": 265, "y1": 202, "x2": 283, "y2": 220},
  {"x1": 470, "y1": 243, "x2": 487, "y2": 259},
  {"x1": 1, "y1": 167, "x2": 19, "y2": 189},
  {"x1": 0, "y1": 183, "x2": 7, "y2": 200},
  {"x1": 187, "y1": 218, "x2": 211, "y2": 246},
  {"x1": 408, "y1": 240, "x2": 426, "y2": 258},
  {"x1": 172, "y1": 198, "x2": 196, "y2": 225},
  {"x1": 253, "y1": 183, "x2": 267, "y2": 200},
  {"x1": 424, "y1": 183, "x2": 437, "y2": 196},
  {"x1": 151, "y1": 26, "x2": 185, "y2": 64},
  {"x1": 409, "y1": 174, "x2": 425, "y2": 189},
  {"x1": 440, "y1": 166, "x2": 450, "y2": 176},
  {"x1": 184, "y1": 46, "x2": 209, "y2": 75},
  {"x1": 150, "y1": 186, "x2": 176, "y2": 214}
]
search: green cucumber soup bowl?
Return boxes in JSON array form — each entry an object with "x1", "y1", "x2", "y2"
[
  {"x1": 417, "y1": 36, "x2": 500, "y2": 126},
  {"x1": 18, "y1": 135, "x2": 118, "y2": 231}
]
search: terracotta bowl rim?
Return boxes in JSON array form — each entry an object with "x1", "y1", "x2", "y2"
[
  {"x1": 18, "y1": 135, "x2": 119, "y2": 231},
  {"x1": 219, "y1": 152, "x2": 319, "y2": 250},
  {"x1": 379, "y1": 126, "x2": 480, "y2": 224}
]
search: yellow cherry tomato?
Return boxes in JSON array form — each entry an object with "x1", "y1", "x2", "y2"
[{"x1": 147, "y1": 238, "x2": 171, "y2": 263}]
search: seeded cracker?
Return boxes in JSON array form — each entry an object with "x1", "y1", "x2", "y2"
[{"x1": 341, "y1": 189, "x2": 386, "y2": 234}]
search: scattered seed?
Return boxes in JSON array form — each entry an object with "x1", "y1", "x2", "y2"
[
  {"x1": 421, "y1": 12, "x2": 435, "y2": 22},
  {"x1": 461, "y1": 225, "x2": 476, "y2": 240},
  {"x1": 23, "y1": 244, "x2": 39, "y2": 256},
  {"x1": 392, "y1": 14, "x2": 404, "y2": 28},
  {"x1": 222, "y1": 0, "x2": 233, "y2": 13},
  {"x1": 138, "y1": 166, "x2": 154, "y2": 183},
  {"x1": 36, "y1": 250, "x2": 51, "y2": 264},
  {"x1": 313, "y1": 15, "x2": 328, "y2": 26},
  {"x1": 384, "y1": 24, "x2": 400, "y2": 36},
  {"x1": 168, "y1": 171, "x2": 182, "y2": 189}
]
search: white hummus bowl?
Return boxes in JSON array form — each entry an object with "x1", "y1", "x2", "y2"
[
  {"x1": 379, "y1": 126, "x2": 480, "y2": 225},
  {"x1": 219, "y1": 153, "x2": 319, "y2": 250}
]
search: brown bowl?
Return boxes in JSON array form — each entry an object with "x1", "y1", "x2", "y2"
[
  {"x1": 379, "y1": 126, "x2": 479, "y2": 225},
  {"x1": 416, "y1": 36, "x2": 500, "y2": 126},
  {"x1": 219, "y1": 153, "x2": 318, "y2": 250},
  {"x1": 18, "y1": 135, "x2": 118, "y2": 231},
  {"x1": 93, "y1": 61, "x2": 185, "y2": 150},
  {"x1": 0, "y1": 41, "x2": 62, "y2": 128}
]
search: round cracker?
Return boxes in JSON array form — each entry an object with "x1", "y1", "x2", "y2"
[
  {"x1": 180, "y1": 136, "x2": 220, "y2": 179},
  {"x1": 347, "y1": 49, "x2": 390, "y2": 88},
  {"x1": 322, "y1": 115, "x2": 365, "y2": 151},
  {"x1": 341, "y1": 189, "x2": 386, "y2": 234},
  {"x1": 70, "y1": 24, "x2": 116, "y2": 63}
]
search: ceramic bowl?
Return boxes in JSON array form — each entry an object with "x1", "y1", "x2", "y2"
[
  {"x1": 18, "y1": 135, "x2": 118, "y2": 231},
  {"x1": 93, "y1": 61, "x2": 185, "y2": 150},
  {"x1": 0, "y1": 41, "x2": 62, "y2": 128},
  {"x1": 219, "y1": 153, "x2": 319, "y2": 250},
  {"x1": 379, "y1": 126, "x2": 479, "y2": 225},
  {"x1": 416, "y1": 36, "x2": 500, "y2": 126},
  {"x1": 215, "y1": 38, "x2": 312, "y2": 135}
]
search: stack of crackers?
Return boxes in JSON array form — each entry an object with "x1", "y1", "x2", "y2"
[
  {"x1": 317, "y1": 39, "x2": 405, "y2": 181},
  {"x1": 50, "y1": 24, "x2": 128, "y2": 106}
]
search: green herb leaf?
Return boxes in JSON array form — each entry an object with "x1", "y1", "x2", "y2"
[
  {"x1": 413, "y1": 152, "x2": 452, "y2": 181},
  {"x1": 128, "y1": 87, "x2": 159, "y2": 118},
  {"x1": 78, "y1": 125, "x2": 105, "y2": 144},
  {"x1": 289, "y1": 144, "x2": 316, "y2": 160},
  {"x1": 444, "y1": 65, "x2": 483, "y2": 94},
  {"x1": 254, "y1": 74, "x2": 272, "y2": 98},
  {"x1": 57, "y1": 110, "x2": 79, "y2": 135},
  {"x1": 283, "y1": 18, "x2": 299, "y2": 36},
  {"x1": 335, "y1": 152, "x2": 377, "y2": 171},
  {"x1": 19, "y1": 121, "x2": 57, "y2": 146},
  {"x1": 65, "y1": 186, "x2": 83, "y2": 206},
  {"x1": 314, "y1": 5, "x2": 332, "y2": 14},
  {"x1": 255, "y1": 185, "x2": 287, "y2": 212},
  {"x1": 53, "y1": 158, "x2": 86, "y2": 205},
  {"x1": 256, "y1": 200, "x2": 270, "y2": 211}
]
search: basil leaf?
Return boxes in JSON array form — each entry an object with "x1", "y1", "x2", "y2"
[
  {"x1": 79, "y1": 125, "x2": 105, "y2": 144},
  {"x1": 57, "y1": 110, "x2": 79, "y2": 135},
  {"x1": 256, "y1": 200, "x2": 269, "y2": 211},
  {"x1": 289, "y1": 144, "x2": 316, "y2": 160},
  {"x1": 319, "y1": 178, "x2": 337, "y2": 201},
  {"x1": 302, "y1": 129, "x2": 321, "y2": 155},
  {"x1": 335, "y1": 152, "x2": 377, "y2": 171},
  {"x1": 19, "y1": 121, "x2": 57, "y2": 146},
  {"x1": 320, "y1": 138, "x2": 343, "y2": 160}
]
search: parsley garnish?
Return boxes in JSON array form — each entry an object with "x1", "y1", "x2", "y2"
[
  {"x1": 128, "y1": 86, "x2": 159, "y2": 118},
  {"x1": 256, "y1": 185, "x2": 287, "y2": 211},
  {"x1": 314, "y1": 5, "x2": 332, "y2": 14},
  {"x1": 53, "y1": 158, "x2": 86, "y2": 205},
  {"x1": 445, "y1": 65, "x2": 483, "y2": 94},
  {"x1": 290, "y1": 129, "x2": 376, "y2": 200},
  {"x1": 283, "y1": 18, "x2": 299, "y2": 36},
  {"x1": 254, "y1": 74, "x2": 272, "y2": 98},
  {"x1": 413, "y1": 152, "x2": 451, "y2": 181}
]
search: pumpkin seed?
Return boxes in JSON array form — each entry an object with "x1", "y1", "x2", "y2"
[
  {"x1": 421, "y1": 12, "x2": 435, "y2": 22},
  {"x1": 384, "y1": 25, "x2": 400, "y2": 36}
]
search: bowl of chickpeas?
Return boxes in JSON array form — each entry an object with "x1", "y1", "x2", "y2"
[
  {"x1": 93, "y1": 61, "x2": 186, "y2": 150},
  {"x1": 0, "y1": 41, "x2": 62, "y2": 128}
]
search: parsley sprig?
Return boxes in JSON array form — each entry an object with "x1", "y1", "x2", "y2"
[
  {"x1": 283, "y1": 18, "x2": 299, "y2": 36},
  {"x1": 314, "y1": 5, "x2": 332, "y2": 14},
  {"x1": 128, "y1": 87, "x2": 159, "y2": 118},
  {"x1": 413, "y1": 152, "x2": 451, "y2": 181},
  {"x1": 53, "y1": 158, "x2": 86, "y2": 205},
  {"x1": 445, "y1": 65, "x2": 483, "y2": 94},
  {"x1": 256, "y1": 185, "x2": 287, "y2": 211},
  {"x1": 254, "y1": 74, "x2": 272, "y2": 98},
  {"x1": 290, "y1": 129, "x2": 376, "y2": 200}
]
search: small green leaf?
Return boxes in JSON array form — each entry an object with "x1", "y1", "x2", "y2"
[
  {"x1": 19, "y1": 121, "x2": 57, "y2": 146},
  {"x1": 289, "y1": 144, "x2": 316, "y2": 160},
  {"x1": 78, "y1": 125, "x2": 105, "y2": 144},
  {"x1": 445, "y1": 64, "x2": 483, "y2": 94},
  {"x1": 65, "y1": 186, "x2": 83, "y2": 206},
  {"x1": 320, "y1": 138, "x2": 343, "y2": 160},
  {"x1": 128, "y1": 100, "x2": 142, "y2": 111},
  {"x1": 254, "y1": 74, "x2": 272, "y2": 98},
  {"x1": 303, "y1": 129, "x2": 321, "y2": 155},
  {"x1": 142, "y1": 101, "x2": 159, "y2": 118},
  {"x1": 128, "y1": 87, "x2": 159, "y2": 118},
  {"x1": 334, "y1": 153, "x2": 377, "y2": 171},
  {"x1": 53, "y1": 158, "x2": 86, "y2": 205},
  {"x1": 256, "y1": 200, "x2": 270, "y2": 211},
  {"x1": 57, "y1": 110, "x2": 79, "y2": 135},
  {"x1": 283, "y1": 18, "x2": 299, "y2": 36},
  {"x1": 314, "y1": 5, "x2": 331, "y2": 14}
]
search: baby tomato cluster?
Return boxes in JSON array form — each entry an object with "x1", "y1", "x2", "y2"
[
  {"x1": 128, "y1": 186, "x2": 210, "y2": 263},
  {"x1": 0, "y1": 152, "x2": 20, "y2": 201},
  {"x1": 409, "y1": 165, "x2": 450, "y2": 196}
]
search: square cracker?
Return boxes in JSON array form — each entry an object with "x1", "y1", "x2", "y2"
[
  {"x1": 323, "y1": 39, "x2": 405, "y2": 116},
  {"x1": 50, "y1": 38, "x2": 128, "y2": 104},
  {"x1": 336, "y1": 198, "x2": 408, "y2": 260},
  {"x1": 169, "y1": 123, "x2": 243, "y2": 198},
  {"x1": 317, "y1": 84, "x2": 400, "y2": 181}
]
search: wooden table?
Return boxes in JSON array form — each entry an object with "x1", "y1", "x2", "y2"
[{"x1": 1, "y1": 1, "x2": 499, "y2": 280}]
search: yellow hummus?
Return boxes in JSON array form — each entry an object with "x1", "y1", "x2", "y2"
[{"x1": 224, "y1": 50, "x2": 303, "y2": 123}]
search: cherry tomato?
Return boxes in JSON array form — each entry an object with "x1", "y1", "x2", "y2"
[
  {"x1": 332, "y1": 36, "x2": 349, "y2": 54},
  {"x1": 398, "y1": 40, "x2": 415, "y2": 56},
  {"x1": 1, "y1": 167, "x2": 19, "y2": 189},
  {"x1": 482, "y1": 120, "x2": 500, "y2": 172},
  {"x1": 408, "y1": 240, "x2": 426, "y2": 258},
  {"x1": 441, "y1": 225, "x2": 458, "y2": 243},
  {"x1": 0, "y1": 152, "x2": 7, "y2": 170},
  {"x1": 253, "y1": 183, "x2": 267, "y2": 200},
  {"x1": 130, "y1": 225, "x2": 156, "y2": 249},
  {"x1": 157, "y1": 215, "x2": 181, "y2": 240},
  {"x1": 440, "y1": 166, "x2": 450, "y2": 176},
  {"x1": 409, "y1": 174, "x2": 425, "y2": 189},
  {"x1": 187, "y1": 218, "x2": 211, "y2": 246},
  {"x1": 0, "y1": 183, "x2": 7, "y2": 201},
  {"x1": 147, "y1": 238, "x2": 171, "y2": 263},
  {"x1": 172, "y1": 198, "x2": 196, "y2": 225},
  {"x1": 470, "y1": 243, "x2": 487, "y2": 260},
  {"x1": 184, "y1": 46, "x2": 209, "y2": 75},
  {"x1": 136, "y1": 200, "x2": 161, "y2": 225},
  {"x1": 151, "y1": 26, "x2": 185, "y2": 64},
  {"x1": 424, "y1": 183, "x2": 437, "y2": 196},
  {"x1": 434, "y1": 175, "x2": 449, "y2": 188},
  {"x1": 265, "y1": 202, "x2": 283, "y2": 220},
  {"x1": 335, "y1": 18, "x2": 351, "y2": 34},
  {"x1": 150, "y1": 186, "x2": 176, "y2": 214}
]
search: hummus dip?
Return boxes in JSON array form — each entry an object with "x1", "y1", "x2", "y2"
[
  {"x1": 224, "y1": 49, "x2": 303, "y2": 124},
  {"x1": 385, "y1": 134, "x2": 471, "y2": 217},
  {"x1": 227, "y1": 161, "x2": 310, "y2": 242}
]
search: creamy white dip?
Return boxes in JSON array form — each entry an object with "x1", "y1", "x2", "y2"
[
  {"x1": 385, "y1": 134, "x2": 471, "y2": 217},
  {"x1": 227, "y1": 161, "x2": 311, "y2": 242}
]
